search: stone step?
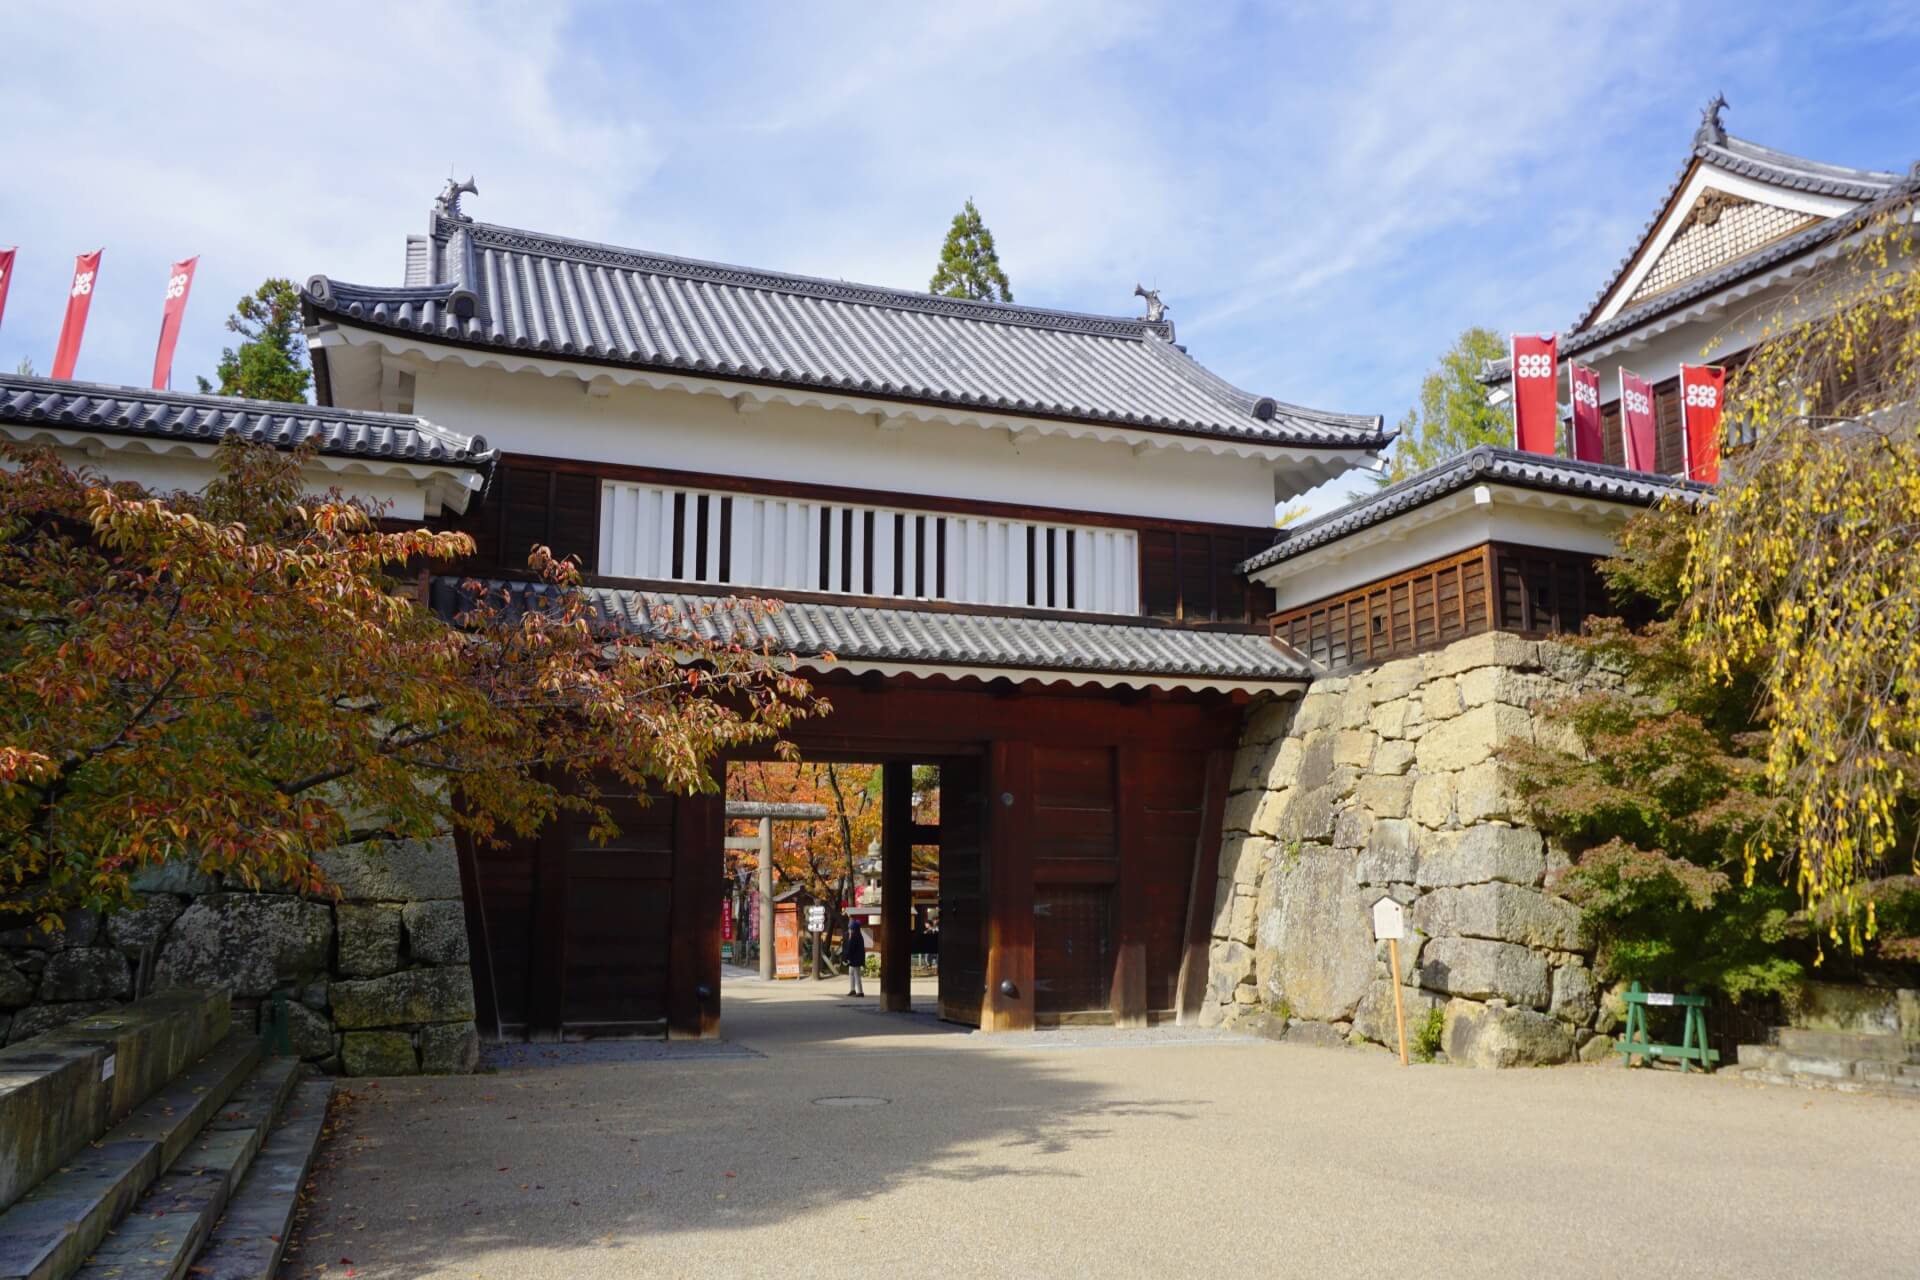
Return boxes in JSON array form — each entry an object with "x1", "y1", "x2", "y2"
[
  {"x1": 1729, "y1": 1064, "x2": 1920, "y2": 1099},
  {"x1": 185, "y1": 1081, "x2": 333, "y2": 1280},
  {"x1": 0, "y1": 1034, "x2": 261, "y2": 1280},
  {"x1": 1776, "y1": 1027, "x2": 1920, "y2": 1064},
  {"x1": 71, "y1": 1058, "x2": 302, "y2": 1280}
]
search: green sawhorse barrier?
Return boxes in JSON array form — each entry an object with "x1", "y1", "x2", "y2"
[{"x1": 1614, "y1": 981, "x2": 1719, "y2": 1073}]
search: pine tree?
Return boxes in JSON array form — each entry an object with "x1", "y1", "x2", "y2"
[
  {"x1": 929, "y1": 199, "x2": 1013, "y2": 302},
  {"x1": 198, "y1": 278, "x2": 311, "y2": 403}
]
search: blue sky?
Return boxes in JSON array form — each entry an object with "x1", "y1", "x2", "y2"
[{"x1": 5, "y1": 1, "x2": 1918, "y2": 514}]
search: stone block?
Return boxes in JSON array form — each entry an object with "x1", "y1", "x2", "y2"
[
  {"x1": 1207, "y1": 942, "x2": 1252, "y2": 1004},
  {"x1": 0, "y1": 955, "x2": 33, "y2": 1009},
  {"x1": 314, "y1": 836, "x2": 462, "y2": 903},
  {"x1": 421, "y1": 1021, "x2": 480, "y2": 1074},
  {"x1": 1291, "y1": 691, "x2": 1342, "y2": 734},
  {"x1": 1409, "y1": 774, "x2": 1455, "y2": 828},
  {"x1": 341, "y1": 1030, "x2": 418, "y2": 1076},
  {"x1": 1355, "y1": 774, "x2": 1412, "y2": 820},
  {"x1": 1331, "y1": 807, "x2": 1374, "y2": 850},
  {"x1": 1273, "y1": 787, "x2": 1336, "y2": 843},
  {"x1": 37, "y1": 948, "x2": 132, "y2": 1002},
  {"x1": 154, "y1": 894, "x2": 334, "y2": 998},
  {"x1": 1415, "y1": 825, "x2": 1546, "y2": 889},
  {"x1": 1443, "y1": 999, "x2": 1575, "y2": 1068},
  {"x1": 1578, "y1": 1033, "x2": 1615, "y2": 1063},
  {"x1": 1353, "y1": 977, "x2": 1443, "y2": 1047},
  {"x1": 1454, "y1": 760, "x2": 1525, "y2": 825},
  {"x1": 1337, "y1": 681, "x2": 1374, "y2": 729},
  {"x1": 1551, "y1": 964, "x2": 1598, "y2": 1027},
  {"x1": 1332, "y1": 729, "x2": 1376, "y2": 769},
  {"x1": 1410, "y1": 882, "x2": 1585, "y2": 951},
  {"x1": 1369, "y1": 699, "x2": 1413, "y2": 740},
  {"x1": 1252, "y1": 845, "x2": 1375, "y2": 1022},
  {"x1": 1222, "y1": 787, "x2": 1263, "y2": 836},
  {"x1": 1229, "y1": 892, "x2": 1257, "y2": 946},
  {"x1": 1414, "y1": 702, "x2": 1534, "y2": 774},
  {"x1": 1220, "y1": 834, "x2": 1275, "y2": 888},
  {"x1": 1369, "y1": 657, "x2": 1425, "y2": 704},
  {"x1": 104, "y1": 893, "x2": 187, "y2": 957},
  {"x1": 336, "y1": 904, "x2": 404, "y2": 978},
  {"x1": 330, "y1": 967, "x2": 476, "y2": 1030},
  {"x1": 1295, "y1": 730, "x2": 1337, "y2": 792},
  {"x1": 1457, "y1": 666, "x2": 1566, "y2": 711},
  {"x1": 1209, "y1": 876, "x2": 1235, "y2": 939},
  {"x1": 1538, "y1": 642, "x2": 1594, "y2": 684},
  {"x1": 5, "y1": 1000, "x2": 118, "y2": 1045},
  {"x1": 1419, "y1": 938, "x2": 1552, "y2": 1008},
  {"x1": 1422, "y1": 677, "x2": 1464, "y2": 722},
  {"x1": 1354, "y1": 819, "x2": 1418, "y2": 885},
  {"x1": 1373, "y1": 740, "x2": 1416, "y2": 776},
  {"x1": 1433, "y1": 631, "x2": 1541, "y2": 677},
  {"x1": 287, "y1": 999, "x2": 338, "y2": 1059},
  {"x1": 130, "y1": 860, "x2": 218, "y2": 896},
  {"x1": 1242, "y1": 698, "x2": 1300, "y2": 747},
  {"x1": 0, "y1": 909, "x2": 100, "y2": 950}
]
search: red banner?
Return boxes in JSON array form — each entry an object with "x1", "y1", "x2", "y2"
[
  {"x1": 1679, "y1": 365, "x2": 1725, "y2": 483},
  {"x1": 0, "y1": 248, "x2": 15, "y2": 334},
  {"x1": 1568, "y1": 362, "x2": 1603, "y2": 463},
  {"x1": 721, "y1": 899, "x2": 734, "y2": 941},
  {"x1": 150, "y1": 256, "x2": 198, "y2": 390},
  {"x1": 1511, "y1": 334, "x2": 1559, "y2": 455},
  {"x1": 1618, "y1": 370, "x2": 1657, "y2": 473},
  {"x1": 51, "y1": 250, "x2": 103, "y2": 380}
]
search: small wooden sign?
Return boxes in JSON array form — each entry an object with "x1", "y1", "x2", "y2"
[
  {"x1": 1371, "y1": 896, "x2": 1405, "y2": 941},
  {"x1": 806, "y1": 904, "x2": 827, "y2": 934}
]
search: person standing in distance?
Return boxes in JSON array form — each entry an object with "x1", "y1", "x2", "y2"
[{"x1": 843, "y1": 917, "x2": 867, "y2": 997}]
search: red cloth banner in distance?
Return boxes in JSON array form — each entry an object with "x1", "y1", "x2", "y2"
[
  {"x1": 51, "y1": 250, "x2": 103, "y2": 380},
  {"x1": 1619, "y1": 369, "x2": 1658, "y2": 473},
  {"x1": 0, "y1": 248, "x2": 15, "y2": 333},
  {"x1": 1679, "y1": 364, "x2": 1725, "y2": 483},
  {"x1": 1511, "y1": 334, "x2": 1559, "y2": 455},
  {"x1": 1568, "y1": 362, "x2": 1604, "y2": 463},
  {"x1": 151, "y1": 256, "x2": 198, "y2": 389}
]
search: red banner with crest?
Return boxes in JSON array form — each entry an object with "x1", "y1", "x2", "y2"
[
  {"x1": 151, "y1": 256, "x2": 198, "y2": 389},
  {"x1": 1568, "y1": 362, "x2": 1603, "y2": 463},
  {"x1": 1618, "y1": 370, "x2": 1657, "y2": 473},
  {"x1": 51, "y1": 250, "x2": 103, "y2": 380},
  {"x1": 1679, "y1": 365, "x2": 1725, "y2": 483},
  {"x1": 1511, "y1": 334, "x2": 1559, "y2": 455}
]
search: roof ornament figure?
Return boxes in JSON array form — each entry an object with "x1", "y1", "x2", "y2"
[
  {"x1": 1133, "y1": 283, "x2": 1167, "y2": 323},
  {"x1": 1695, "y1": 93, "x2": 1729, "y2": 148},
  {"x1": 435, "y1": 175, "x2": 479, "y2": 222}
]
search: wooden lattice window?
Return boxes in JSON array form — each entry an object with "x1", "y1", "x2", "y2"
[{"x1": 1269, "y1": 546, "x2": 1492, "y2": 669}]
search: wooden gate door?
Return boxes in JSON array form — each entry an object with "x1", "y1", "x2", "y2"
[{"x1": 936, "y1": 754, "x2": 987, "y2": 1026}]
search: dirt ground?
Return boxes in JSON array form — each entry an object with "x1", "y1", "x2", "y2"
[{"x1": 283, "y1": 972, "x2": 1920, "y2": 1279}]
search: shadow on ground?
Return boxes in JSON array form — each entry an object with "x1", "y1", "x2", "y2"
[{"x1": 281, "y1": 975, "x2": 1213, "y2": 1278}]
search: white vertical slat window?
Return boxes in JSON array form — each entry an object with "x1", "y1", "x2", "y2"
[{"x1": 598, "y1": 480, "x2": 1139, "y2": 614}]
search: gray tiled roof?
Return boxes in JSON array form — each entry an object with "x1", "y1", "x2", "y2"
[
  {"x1": 307, "y1": 210, "x2": 1386, "y2": 450},
  {"x1": 0, "y1": 374, "x2": 494, "y2": 468},
  {"x1": 431, "y1": 577, "x2": 1311, "y2": 685},
  {"x1": 1571, "y1": 126, "x2": 1911, "y2": 337},
  {"x1": 1240, "y1": 446, "x2": 1709, "y2": 573}
]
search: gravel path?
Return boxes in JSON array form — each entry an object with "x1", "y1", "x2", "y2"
[{"x1": 283, "y1": 975, "x2": 1920, "y2": 1278}]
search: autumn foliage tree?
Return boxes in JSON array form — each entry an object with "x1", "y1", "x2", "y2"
[{"x1": 0, "y1": 441, "x2": 823, "y2": 927}]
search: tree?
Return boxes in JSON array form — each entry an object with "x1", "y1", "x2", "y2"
[
  {"x1": 15, "y1": 358, "x2": 34, "y2": 377},
  {"x1": 929, "y1": 199, "x2": 1013, "y2": 303},
  {"x1": 0, "y1": 441, "x2": 823, "y2": 927},
  {"x1": 197, "y1": 278, "x2": 311, "y2": 403},
  {"x1": 1376, "y1": 326, "x2": 1508, "y2": 484},
  {"x1": 1682, "y1": 212, "x2": 1920, "y2": 956}
]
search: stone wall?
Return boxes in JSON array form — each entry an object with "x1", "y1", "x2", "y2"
[
  {"x1": 0, "y1": 836, "x2": 479, "y2": 1075},
  {"x1": 1204, "y1": 631, "x2": 1624, "y2": 1067}
]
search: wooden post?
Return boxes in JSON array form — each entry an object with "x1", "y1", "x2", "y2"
[
  {"x1": 1174, "y1": 748, "x2": 1233, "y2": 1025},
  {"x1": 1110, "y1": 746, "x2": 1148, "y2": 1029},
  {"x1": 756, "y1": 817, "x2": 774, "y2": 982},
  {"x1": 983, "y1": 740, "x2": 1036, "y2": 1032},
  {"x1": 1389, "y1": 937, "x2": 1409, "y2": 1067},
  {"x1": 880, "y1": 760, "x2": 913, "y2": 1013}
]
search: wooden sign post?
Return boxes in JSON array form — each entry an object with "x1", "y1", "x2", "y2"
[{"x1": 1372, "y1": 896, "x2": 1409, "y2": 1066}]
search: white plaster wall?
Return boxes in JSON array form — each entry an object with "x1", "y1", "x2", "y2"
[
  {"x1": 406, "y1": 362, "x2": 1281, "y2": 527},
  {"x1": 1262, "y1": 493, "x2": 1625, "y2": 610},
  {"x1": 23, "y1": 446, "x2": 435, "y2": 520}
]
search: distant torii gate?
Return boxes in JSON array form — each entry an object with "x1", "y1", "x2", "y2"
[{"x1": 723, "y1": 801, "x2": 829, "y2": 982}]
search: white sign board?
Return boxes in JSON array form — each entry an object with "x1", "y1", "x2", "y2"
[
  {"x1": 101, "y1": 1054, "x2": 116, "y2": 1082},
  {"x1": 1371, "y1": 897, "x2": 1405, "y2": 942},
  {"x1": 806, "y1": 904, "x2": 827, "y2": 934},
  {"x1": 1646, "y1": 992, "x2": 1674, "y2": 1006}
]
